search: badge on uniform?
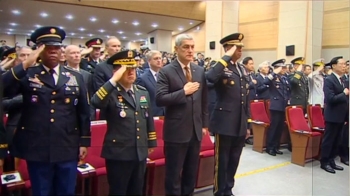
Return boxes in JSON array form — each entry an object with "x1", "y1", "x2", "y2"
[
  {"x1": 223, "y1": 79, "x2": 228, "y2": 84},
  {"x1": 74, "y1": 98, "x2": 78, "y2": 106},
  {"x1": 120, "y1": 110, "x2": 126, "y2": 118},
  {"x1": 299, "y1": 83, "x2": 302, "y2": 86},
  {"x1": 118, "y1": 96, "x2": 123, "y2": 103},
  {"x1": 230, "y1": 81, "x2": 235, "y2": 85},
  {"x1": 31, "y1": 95, "x2": 38, "y2": 103},
  {"x1": 140, "y1": 96, "x2": 147, "y2": 103},
  {"x1": 66, "y1": 74, "x2": 78, "y2": 86},
  {"x1": 65, "y1": 98, "x2": 70, "y2": 104},
  {"x1": 246, "y1": 83, "x2": 249, "y2": 89},
  {"x1": 276, "y1": 85, "x2": 280, "y2": 89},
  {"x1": 28, "y1": 75, "x2": 43, "y2": 86},
  {"x1": 145, "y1": 111, "x2": 149, "y2": 117}
]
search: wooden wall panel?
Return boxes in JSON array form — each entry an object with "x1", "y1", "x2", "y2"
[
  {"x1": 239, "y1": 1, "x2": 278, "y2": 24},
  {"x1": 324, "y1": 1, "x2": 349, "y2": 11}
]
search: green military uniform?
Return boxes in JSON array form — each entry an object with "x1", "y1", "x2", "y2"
[{"x1": 289, "y1": 57, "x2": 309, "y2": 113}]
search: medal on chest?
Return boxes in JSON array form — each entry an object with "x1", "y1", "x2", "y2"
[{"x1": 118, "y1": 95, "x2": 127, "y2": 118}]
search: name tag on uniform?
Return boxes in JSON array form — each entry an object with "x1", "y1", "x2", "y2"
[{"x1": 29, "y1": 82, "x2": 42, "y2": 88}]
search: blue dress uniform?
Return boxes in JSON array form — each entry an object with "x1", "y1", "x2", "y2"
[
  {"x1": 206, "y1": 33, "x2": 251, "y2": 196},
  {"x1": 320, "y1": 56, "x2": 348, "y2": 173},
  {"x1": 289, "y1": 57, "x2": 309, "y2": 113},
  {"x1": 263, "y1": 59, "x2": 290, "y2": 156},
  {"x1": 80, "y1": 38, "x2": 103, "y2": 74},
  {"x1": 2, "y1": 26, "x2": 91, "y2": 196},
  {"x1": 91, "y1": 50, "x2": 157, "y2": 195}
]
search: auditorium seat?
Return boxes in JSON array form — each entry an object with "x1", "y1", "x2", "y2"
[
  {"x1": 285, "y1": 106, "x2": 322, "y2": 166},
  {"x1": 307, "y1": 104, "x2": 325, "y2": 133},
  {"x1": 3, "y1": 114, "x2": 8, "y2": 126},
  {"x1": 195, "y1": 133, "x2": 214, "y2": 188},
  {"x1": 146, "y1": 118, "x2": 165, "y2": 196},
  {"x1": 250, "y1": 100, "x2": 270, "y2": 153},
  {"x1": 95, "y1": 109, "x2": 100, "y2": 121}
]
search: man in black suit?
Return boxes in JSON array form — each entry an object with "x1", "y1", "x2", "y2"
[
  {"x1": 2, "y1": 26, "x2": 91, "y2": 195},
  {"x1": 156, "y1": 34, "x2": 208, "y2": 196},
  {"x1": 256, "y1": 61, "x2": 270, "y2": 101},
  {"x1": 206, "y1": 33, "x2": 250, "y2": 196},
  {"x1": 137, "y1": 50, "x2": 165, "y2": 116},
  {"x1": 320, "y1": 56, "x2": 348, "y2": 173},
  {"x1": 65, "y1": 45, "x2": 95, "y2": 120},
  {"x1": 91, "y1": 50, "x2": 157, "y2": 195}
]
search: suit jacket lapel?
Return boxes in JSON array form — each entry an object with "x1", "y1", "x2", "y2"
[
  {"x1": 174, "y1": 60, "x2": 187, "y2": 84},
  {"x1": 134, "y1": 85, "x2": 141, "y2": 110},
  {"x1": 56, "y1": 66, "x2": 70, "y2": 89},
  {"x1": 147, "y1": 70, "x2": 157, "y2": 88},
  {"x1": 117, "y1": 83, "x2": 135, "y2": 108},
  {"x1": 228, "y1": 63, "x2": 240, "y2": 77},
  {"x1": 36, "y1": 64, "x2": 55, "y2": 88}
]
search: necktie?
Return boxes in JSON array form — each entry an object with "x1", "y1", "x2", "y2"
[
  {"x1": 49, "y1": 69, "x2": 56, "y2": 86},
  {"x1": 154, "y1": 73, "x2": 158, "y2": 82},
  {"x1": 340, "y1": 77, "x2": 345, "y2": 87},
  {"x1": 127, "y1": 90, "x2": 135, "y2": 105},
  {"x1": 184, "y1": 66, "x2": 192, "y2": 82}
]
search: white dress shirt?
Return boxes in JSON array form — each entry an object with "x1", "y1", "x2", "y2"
[
  {"x1": 43, "y1": 65, "x2": 60, "y2": 85},
  {"x1": 150, "y1": 68, "x2": 158, "y2": 82},
  {"x1": 177, "y1": 58, "x2": 191, "y2": 78}
]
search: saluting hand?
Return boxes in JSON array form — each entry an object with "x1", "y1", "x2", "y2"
[
  {"x1": 296, "y1": 64, "x2": 303, "y2": 72},
  {"x1": 23, "y1": 44, "x2": 45, "y2": 69},
  {"x1": 111, "y1": 65, "x2": 127, "y2": 83},
  {"x1": 224, "y1": 45, "x2": 237, "y2": 57},
  {"x1": 79, "y1": 147, "x2": 88, "y2": 160},
  {"x1": 273, "y1": 66, "x2": 282, "y2": 74}
]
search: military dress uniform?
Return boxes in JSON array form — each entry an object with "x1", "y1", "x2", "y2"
[
  {"x1": 2, "y1": 26, "x2": 91, "y2": 196},
  {"x1": 289, "y1": 57, "x2": 309, "y2": 113},
  {"x1": 309, "y1": 59, "x2": 326, "y2": 107},
  {"x1": 264, "y1": 59, "x2": 290, "y2": 156},
  {"x1": 91, "y1": 50, "x2": 157, "y2": 196},
  {"x1": 80, "y1": 38, "x2": 103, "y2": 74},
  {"x1": 206, "y1": 33, "x2": 251, "y2": 196},
  {"x1": 0, "y1": 73, "x2": 8, "y2": 160}
]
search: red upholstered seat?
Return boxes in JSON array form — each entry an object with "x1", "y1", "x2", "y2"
[
  {"x1": 307, "y1": 104, "x2": 325, "y2": 131},
  {"x1": 251, "y1": 100, "x2": 270, "y2": 124},
  {"x1": 196, "y1": 133, "x2": 215, "y2": 188},
  {"x1": 95, "y1": 109, "x2": 100, "y2": 120},
  {"x1": 250, "y1": 100, "x2": 270, "y2": 153}
]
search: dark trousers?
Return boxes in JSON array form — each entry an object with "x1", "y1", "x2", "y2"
[
  {"x1": 320, "y1": 122, "x2": 344, "y2": 165},
  {"x1": 339, "y1": 123, "x2": 349, "y2": 161},
  {"x1": 105, "y1": 159, "x2": 146, "y2": 196},
  {"x1": 26, "y1": 160, "x2": 78, "y2": 196},
  {"x1": 266, "y1": 110, "x2": 285, "y2": 150},
  {"x1": 164, "y1": 134, "x2": 201, "y2": 196},
  {"x1": 213, "y1": 134, "x2": 245, "y2": 196}
]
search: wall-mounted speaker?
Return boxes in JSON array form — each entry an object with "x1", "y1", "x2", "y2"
[
  {"x1": 150, "y1": 37, "x2": 155, "y2": 44},
  {"x1": 209, "y1": 41, "x2": 215, "y2": 50},
  {"x1": 286, "y1": 45, "x2": 295, "y2": 56}
]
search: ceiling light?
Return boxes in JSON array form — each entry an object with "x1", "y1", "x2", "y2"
[
  {"x1": 7, "y1": 32, "x2": 11, "y2": 35},
  {"x1": 122, "y1": 36, "x2": 127, "y2": 39},
  {"x1": 135, "y1": 32, "x2": 141, "y2": 36},
  {"x1": 178, "y1": 27, "x2": 183, "y2": 31},
  {"x1": 27, "y1": 34, "x2": 30, "y2": 36},
  {"x1": 79, "y1": 27, "x2": 85, "y2": 31},
  {"x1": 80, "y1": 37, "x2": 84, "y2": 39},
  {"x1": 98, "y1": 29, "x2": 105, "y2": 33},
  {"x1": 88, "y1": 34, "x2": 93, "y2": 37},
  {"x1": 189, "y1": 22, "x2": 193, "y2": 25},
  {"x1": 106, "y1": 35, "x2": 110, "y2": 38},
  {"x1": 35, "y1": 24, "x2": 41, "y2": 28},
  {"x1": 9, "y1": 22, "x2": 17, "y2": 26},
  {"x1": 59, "y1": 26, "x2": 64, "y2": 29},
  {"x1": 112, "y1": 19, "x2": 119, "y2": 24},
  {"x1": 71, "y1": 33, "x2": 75, "y2": 35},
  {"x1": 132, "y1": 21, "x2": 139, "y2": 26},
  {"x1": 40, "y1": 12, "x2": 48, "y2": 17},
  {"x1": 12, "y1": 10, "x2": 21, "y2": 15},
  {"x1": 117, "y1": 31, "x2": 123, "y2": 34},
  {"x1": 196, "y1": 26, "x2": 200, "y2": 30},
  {"x1": 90, "y1": 17, "x2": 97, "y2": 22},
  {"x1": 30, "y1": 30, "x2": 34, "y2": 33},
  {"x1": 151, "y1": 23, "x2": 158, "y2": 28},
  {"x1": 8, "y1": 29, "x2": 13, "y2": 31},
  {"x1": 66, "y1": 14, "x2": 74, "y2": 20}
]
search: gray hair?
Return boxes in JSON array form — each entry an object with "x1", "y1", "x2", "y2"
[
  {"x1": 175, "y1": 34, "x2": 193, "y2": 46},
  {"x1": 258, "y1": 61, "x2": 270, "y2": 70},
  {"x1": 105, "y1": 36, "x2": 119, "y2": 47},
  {"x1": 16, "y1": 46, "x2": 32, "y2": 56},
  {"x1": 146, "y1": 50, "x2": 161, "y2": 61}
]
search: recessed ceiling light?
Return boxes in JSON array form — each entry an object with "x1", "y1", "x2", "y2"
[
  {"x1": 58, "y1": 26, "x2": 64, "y2": 29},
  {"x1": 196, "y1": 26, "x2": 200, "y2": 30},
  {"x1": 90, "y1": 17, "x2": 97, "y2": 22},
  {"x1": 132, "y1": 21, "x2": 139, "y2": 26},
  {"x1": 80, "y1": 37, "x2": 84, "y2": 39},
  {"x1": 35, "y1": 24, "x2": 41, "y2": 28},
  {"x1": 122, "y1": 36, "x2": 127, "y2": 39},
  {"x1": 178, "y1": 27, "x2": 184, "y2": 31},
  {"x1": 106, "y1": 35, "x2": 110, "y2": 38},
  {"x1": 79, "y1": 27, "x2": 85, "y2": 31},
  {"x1": 40, "y1": 12, "x2": 48, "y2": 17},
  {"x1": 117, "y1": 31, "x2": 123, "y2": 34},
  {"x1": 71, "y1": 33, "x2": 75, "y2": 35},
  {"x1": 151, "y1": 23, "x2": 158, "y2": 28},
  {"x1": 9, "y1": 22, "x2": 17, "y2": 26},
  {"x1": 27, "y1": 34, "x2": 30, "y2": 36},
  {"x1": 112, "y1": 19, "x2": 119, "y2": 24},
  {"x1": 88, "y1": 34, "x2": 93, "y2": 37},
  {"x1": 12, "y1": 10, "x2": 21, "y2": 15},
  {"x1": 8, "y1": 29, "x2": 13, "y2": 31},
  {"x1": 189, "y1": 22, "x2": 193, "y2": 25},
  {"x1": 99, "y1": 29, "x2": 105, "y2": 33},
  {"x1": 66, "y1": 14, "x2": 74, "y2": 20},
  {"x1": 135, "y1": 32, "x2": 141, "y2": 36},
  {"x1": 7, "y1": 32, "x2": 11, "y2": 35},
  {"x1": 30, "y1": 30, "x2": 34, "y2": 33}
]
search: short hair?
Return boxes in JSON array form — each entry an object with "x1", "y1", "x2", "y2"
[
  {"x1": 105, "y1": 36, "x2": 119, "y2": 47},
  {"x1": 242, "y1": 57, "x2": 253, "y2": 65},
  {"x1": 146, "y1": 50, "x2": 161, "y2": 61},
  {"x1": 175, "y1": 34, "x2": 193, "y2": 47},
  {"x1": 258, "y1": 61, "x2": 270, "y2": 70},
  {"x1": 16, "y1": 46, "x2": 32, "y2": 57},
  {"x1": 304, "y1": 64, "x2": 311, "y2": 69}
]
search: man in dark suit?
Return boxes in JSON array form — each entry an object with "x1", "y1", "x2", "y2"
[
  {"x1": 320, "y1": 56, "x2": 348, "y2": 173},
  {"x1": 256, "y1": 61, "x2": 270, "y2": 100},
  {"x1": 80, "y1": 38, "x2": 103, "y2": 74},
  {"x1": 2, "y1": 26, "x2": 91, "y2": 195},
  {"x1": 0, "y1": 73, "x2": 7, "y2": 170},
  {"x1": 206, "y1": 33, "x2": 251, "y2": 196},
  {"x1": 339, "y1": 71, "x2": 349, "y2": 166},
  {"x1": 137, "y1": 50, "x2": 165, "y2": 116},
  {"x1": 289, "y1": 57, "x2": 309, "y2": 113},
  {"x1": 156, "y1": 34, "x2": 208, "y2": 196},
  {"x1": 65, "y1": 45, "x2": 95, "y2": 120},
  {"x1": 91, "y1": 50, "x2": 157, "y2": 195}
]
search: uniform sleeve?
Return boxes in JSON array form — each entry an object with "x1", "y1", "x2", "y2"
[
  {"x1": 290, "y1": 71, "x2": 303, "y2": 85},
  {"x1": 201, "y1": 69, "x2": 209, "y2": 128},
  {"x1": 146, "y1": 93, "x2": 157, "y2": 148},
  {"x1": 91, "y1": 80, "x2": 115, "y2": 109},
  {"x1": 0, "y1": 74, "x2": 7, "y2": 159},
  {"x1": 92, "y1": 62, "x2": 107, "y2": 92},
  {"x1": 2, "y1": 63, "x2": 26, "y2": 97},
  {"x1": 155, "y1": 69, "x2": 187, "y2": 107},
  {"x1": 205, "y1": 55, "x2": 231, "y2": 84},
  {"x1": 76, "y1": 74, "x2": 91, "y2": 147}
]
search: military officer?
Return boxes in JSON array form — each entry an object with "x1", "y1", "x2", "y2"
[
  {"x1": 206, "y1": 33, "x2": 251, "y2": 196},
  {"x1": 289, "y1": 57, "x2": 309, "y2": 113},
  {"x1": 91, "y1": 50, "x2": 157, "y2": 196},
  {"x1": 0, "y1": 73, "x2": 7, "y2": 170},
  {"x1": 264, "y1": 59, "x2": 290, "y2": 156},
  {"x1": 80, "y1": 37, "x2": 103, "y2": 73},
  {"x1": 309, "y1": 59, "x2": 326, "y2": 107},
  {"x1": 2, "y1": 26, "x2": 91, "y2": 196}
]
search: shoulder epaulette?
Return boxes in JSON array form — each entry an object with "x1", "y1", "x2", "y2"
[{"x1": 136, "y1": 85, "x2": 147, "y2": 91}]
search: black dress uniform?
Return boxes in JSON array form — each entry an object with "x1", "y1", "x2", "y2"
[
  {"x1": 2, "y1": 26, "x2": 91, "y2": 196},
  {"x1": 206, "y1": 33, "x2": 250, "y2": 196},
  {"x1": 91, "y1": 50, "x2": 157, "y2": 196},
  {"x1": 0, "y1": 73, "x2": 8, "y2": 160},
  {"x1": 264, "y1": 59, "x2": 290, "y2": 156},
  {"x1": 80, "y1": 38, "x2": 103, "y2": 74},
  {"x1": 289, "y1": 57, "x2": 309, "y2": 113}
]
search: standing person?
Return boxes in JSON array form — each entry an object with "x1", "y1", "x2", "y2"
[
  {"x1": 2, "y1": 26, "x2": 91, "y2": 196},
  {"x1": 206, "y1": 33, "x2": 250, "y2": 196},
  {"x1": 156, "y1": 34, "x2": 208, "y2": 196},
  {"x1": 320, "y1": 56, "x2": 348, "y2": 173},
  {"x1": 0, "y1": 73, "x2": 7, "y2": 172},
  {"x1": 91, "y1": 50, "x2": 157, "y2": 195}
]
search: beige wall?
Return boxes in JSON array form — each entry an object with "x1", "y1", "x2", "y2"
[{"x1": 171, "y1": 22, "x2": 206, "y2": 54}]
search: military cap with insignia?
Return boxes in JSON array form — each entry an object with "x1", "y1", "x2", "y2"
[
  {"x1": 220, "y1": 33, "x2": 244, "y2": 46},
  {"x1": 346, "y1": 60, "x2": 349, "y2": 65},
  {"x1": 271, "y1": 59, "x2": 286, "y2": 67},
  {"x1": 313, "y1": 58, "x2": 325, "y2": 67},
  {"x1": 329, "y1": 56, "x2": 343, "y2": 65},
  {"x1": 107, "y1": 50, "x2": 138, "y2": 68},
  {"x1": 85, "y1": 38, "x2": 103, "y2": 48},
  {"x1": 324, "y1": 62, "x2": 332, "y2": 69},
  {"x1": 1, "y1": 47, "x2": 16, "y2": 60},
  {"x1": 291, "y1": 57, "x2": 305, "y2": 65},
  {"x1": 30, "y1": 26, "x2": 66, "y2": 46}
]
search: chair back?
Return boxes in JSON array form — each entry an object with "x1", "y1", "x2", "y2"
[{"x1": 250, "y1": 100, "x2": 270, "y2": 123}]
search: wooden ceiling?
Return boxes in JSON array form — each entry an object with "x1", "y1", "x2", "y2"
[{"x1": 37, "y1": 0, "x2": 206, "y2": 21}]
